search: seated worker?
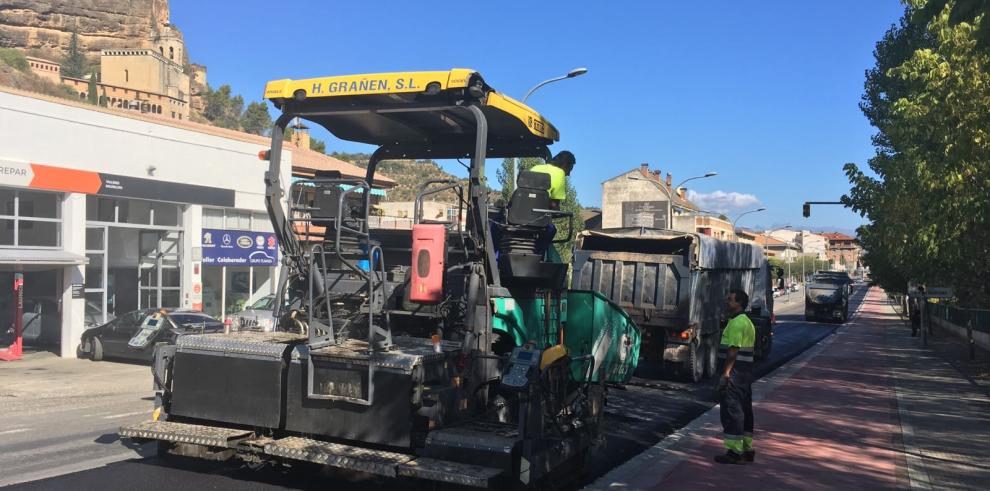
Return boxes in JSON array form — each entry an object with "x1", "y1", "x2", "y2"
[
  {"x1": 529, "y1": 151, "x2": 575, "y2": 210},
  {"x1": 529, "y1": 151, "x2": 575, "y2": 258}
]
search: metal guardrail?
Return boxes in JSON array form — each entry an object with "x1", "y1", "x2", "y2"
[{"x1": 928, "y1": 303, "x2": 990, "y2": 334}]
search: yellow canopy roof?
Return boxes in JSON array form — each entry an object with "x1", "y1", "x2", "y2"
[{"x1": 264, "y1": 69, "x2": 558, "y2": 159}]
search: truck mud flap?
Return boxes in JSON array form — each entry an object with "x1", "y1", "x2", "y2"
[
  {"x1": 119, "y1": 420, "x2": 253, "y2": 448},
  {"x1": 263, "y1": 436, "x2": 502, "y2": 487}
]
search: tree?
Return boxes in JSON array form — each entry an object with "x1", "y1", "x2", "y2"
[
  {"x1": 241, "y1": 101, "x2": 272, "y2": 136},
  {"x1": 202, "y1": 84, "x2": 244, "y2": 130},
  {"x1": 554, "y1": 180, "x2": 584, "y2": 264},
  {"x1": 913, "y1": 0, "x2": 990, "y2": 48},
  {"x1": 61, "y1": 31, "x2": 86, "y2": 79},
  {"x1": 843, "y1": 3, "x2": 990, "y2": 306},
  {"x1": 309, "y1": 137, "x2": 326, "y2": 154},
  {"x1": 496, "y1": 157, "x2": 543, "y2": 203},
  {"x1": 86, "y1": 71, "x2": 98, "y2": 105}
]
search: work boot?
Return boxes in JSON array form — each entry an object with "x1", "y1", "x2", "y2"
[
  {"x1": 714, "y1": 451, "x2": 745, "y2": 465},
  {"x1": 743, "y1": 450, "x2": 755, "y2": 463}
]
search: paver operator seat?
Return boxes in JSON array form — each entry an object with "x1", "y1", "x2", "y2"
[{"x1": 495, "y1": 170, "x2": 568, "y2": 289}]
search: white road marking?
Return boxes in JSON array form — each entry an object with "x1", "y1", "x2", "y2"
[
  {"x1": 101, "y1": 410, "x2": 148, "y2": 419},
  {"x1": 0, "y1": 428, "x2": 31, "y2": 435}
]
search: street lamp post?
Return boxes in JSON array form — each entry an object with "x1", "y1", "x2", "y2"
[
  {"x1": 513, "y1": 68, "x2": 588, "y2": 188},
  {"x1": 674, "y1": 172, "x2": 718, "y2": 194},
  {"x1": 731, "y1": 207, "x2": 766, "y2": 239}
]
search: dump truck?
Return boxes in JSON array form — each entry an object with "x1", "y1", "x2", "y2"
[
  {"x1": 805, "y1": 274, "x2": 850, "y2": 323},
  {"x1": 571, "y1": 229, "x2": 773, "y2": 382},
  {"x1": 119, "y1": 70, "x2": 640, "y2": 489}
]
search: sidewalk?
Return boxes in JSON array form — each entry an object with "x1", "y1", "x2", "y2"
[{"x1": 589, "y1": 287, "x2": 990, "y2": 490}]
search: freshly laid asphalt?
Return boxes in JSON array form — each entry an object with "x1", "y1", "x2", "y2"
[{"x1": 6, "y1": 288, "x2": 865, "y2": 490}]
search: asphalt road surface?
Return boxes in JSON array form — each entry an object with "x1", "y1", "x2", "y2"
[{"x1": 7, "y1": 287, "x2": 866, "y2": 491}]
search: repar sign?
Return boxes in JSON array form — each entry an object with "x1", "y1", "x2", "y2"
[{"x1": 0, "y1": 160, "x2": 34, "y2": 188}]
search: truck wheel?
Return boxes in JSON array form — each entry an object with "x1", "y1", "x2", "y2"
[
  {"x1": 91, "y1": 337, "x2": 104, "y2": 361},
  {"x1": 684, "y1": 342, "x2": 704, "y2": 383}
]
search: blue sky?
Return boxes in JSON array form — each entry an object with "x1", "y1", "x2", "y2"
[{"x1": 172, "y1": 0, "x2": 905, "y2": 232}]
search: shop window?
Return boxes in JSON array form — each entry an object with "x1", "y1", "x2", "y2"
[
  {"x1": 0, "y1": 219, "x2": 12, "y2": 245},
  {"x1": 0, "y1": 188, "x2": 14, "y2": 215},
  {"x1": 85, "y1": 291, "x2": 107, "y2": 326},
  {"x1": 152, "y1": 203, "x2": 179, "y2": 226},
  {"x1": 252, "y1": 212, "x2": 273, "y2": 232},
  {"x1": 225, "y1": 267, "x2": 251, "y2": 315},
  {"x1": 87, "y1": 197, "x2": 116, "y2": 222},
  {"x1": 119, "y1": 199, "x2": 152, "y2": 225},
  {"x1": 85, "y1": 254, "x2": 104, "y2": 288},
  {"x1": 226, "y1": 211, "x2": 251, "y2": 230},
  {"x1": 0, "y1": 189, "x2": 61, "y2": 248},
  {"x1": 162, "y1": 290, "x2": 180, "y2": 308},
  {"x1": 17, "y1": 220, "x2": 58, "y2": 247},
  {"x1": 17, "y1": 190, "x2": 59, "y2": 218},
  {"x1": 202, "y1": 208, "x2": 224, "y2": 228},
  {"x1": 252, "y1": 267, "x2": 272, "y2": 298}
]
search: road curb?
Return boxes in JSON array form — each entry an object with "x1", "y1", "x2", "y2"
[{"x1": 585, "y1": 287, "x2": 870, "y2": 490}]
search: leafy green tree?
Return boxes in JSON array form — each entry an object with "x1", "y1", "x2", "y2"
[
  {"x1": 843, "y1": 3, "x2": 990, "y2": 306},
  {"x1": 309, "y1": 137, "x2": 326, "y2": 154},
  {"x1": 241, "y1": 101, "x2": 272, "y2": 136},
  {"x1": 86, "y1": 71, "x2": 98, "y2": 105},
  {"x1": 913, "y1": 0, "x2": 990, "y2": 48},
  {"x1": 202, "y1": 84, "x2": 244, "y2": 130},
  {"x1": 61, "y1": 31, "x2": 86, "y2": 78}
]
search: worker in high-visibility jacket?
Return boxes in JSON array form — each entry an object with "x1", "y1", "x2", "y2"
[
  {"x1": 715, "y1": 288, "x2": 756, "y2": 465},
  {"x1": 529, "y1": 151, "x2": 575, "y2": 258}
]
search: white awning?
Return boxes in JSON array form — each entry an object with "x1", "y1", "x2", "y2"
[{"x1": 0, "y1": 249, "x2": 89, "y2": 266}]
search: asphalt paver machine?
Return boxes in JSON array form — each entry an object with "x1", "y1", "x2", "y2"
[{"x1": 120, "y1": 70, "x2": 640, "y2": 488}]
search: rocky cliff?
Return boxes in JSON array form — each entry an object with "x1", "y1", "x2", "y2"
[{"x1": 0, "y1": 0, "x2": 171, "y2": 65}]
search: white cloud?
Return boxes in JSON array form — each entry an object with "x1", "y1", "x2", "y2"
[{"x1": 686, "y1": 190, "x2": 761, "y2": 215}]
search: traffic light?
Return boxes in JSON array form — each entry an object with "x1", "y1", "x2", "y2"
[{"x1": 802, "y1": 203, "x2": 811, "y2": 217}]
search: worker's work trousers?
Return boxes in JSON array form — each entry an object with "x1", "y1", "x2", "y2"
[
  {"x1": 535, "y1": 223, "x2": 557, "y2": 257},
  {"x1": 720, "y1": 371, "x2": 754, "y2": 455}
]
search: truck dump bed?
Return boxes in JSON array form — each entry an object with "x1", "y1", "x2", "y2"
[{"x1": 572, "y1": 229, "x2": 766, "y2": 328}]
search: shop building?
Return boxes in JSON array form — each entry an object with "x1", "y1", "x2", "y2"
[{"x1": 0, "y1": 87, "x2": 390, "y2": 357}]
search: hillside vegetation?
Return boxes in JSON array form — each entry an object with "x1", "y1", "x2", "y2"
[
  {"x1": 0, "y1": 48, "x2": 83, "y2": 101},
  {"x1": 332, "y1": 152, "x2": 471, "y2": 203}
]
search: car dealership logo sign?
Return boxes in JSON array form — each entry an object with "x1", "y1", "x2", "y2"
[{"x1": 201, "y1": 228, "x2": 278, "y2": 266}]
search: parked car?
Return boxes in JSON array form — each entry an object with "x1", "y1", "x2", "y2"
[
  {"x1": 78, "y1": 309, "x2": 223, "y2": 363},
  {"x1": 229, "y1": 295, "x2": 277, "y2": 332}
]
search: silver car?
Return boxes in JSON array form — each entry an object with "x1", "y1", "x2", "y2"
[{"x1": 230, "y1": 295, "x2": 276, "y2": 332}]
